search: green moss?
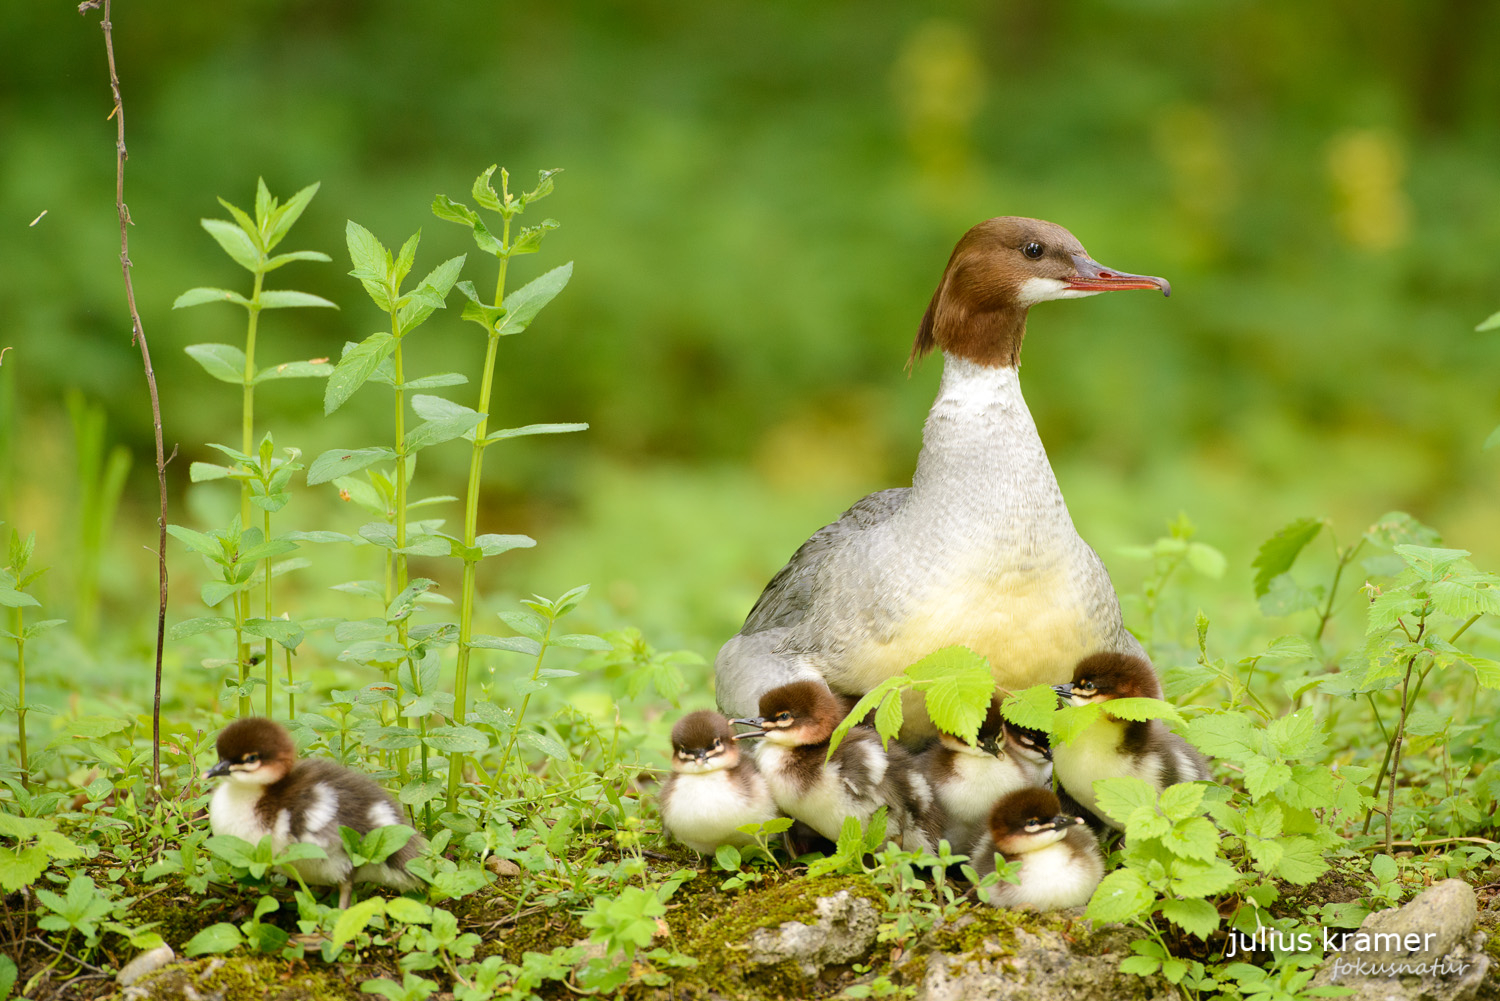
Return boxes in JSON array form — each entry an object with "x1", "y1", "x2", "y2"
[{"x1": 136, "y1": 957, "x2": 357, "y2": 1001}]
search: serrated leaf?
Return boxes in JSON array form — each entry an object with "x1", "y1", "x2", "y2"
[
  {"x1": 398, "y1": 255, "x2": 465, "y2": 331},
  {"x1": 495, "y1": 263, "x2": 573, "y2": 335},
  {"x1": 874, "y1": 691, "x2": 904, "y2": 745},
  {"x1": 175, "y1": 287, "x2": 249, "y2": 309},
  {"x1": 1243, "y1": 758, "x2": 1292, "y2": 799},
  {"x1": 1093, "y1": 776, "x2": 1159, "y2": 828},
  {"x1": 186, "y1": 343, "x2": 249, "y2": 385},
  {"x1": 1100, "y1": 697, "x2": 1184, "y2": 727},
  {"x1": 346, "y1": 221, "x2": 392, "y2": 309},
  {"x1": 264, "y1": 181, "x2": 320, "y2": 249},
  {"x1": 325, "y1": 333, "x2": 396, "y2": 414},
  {"x1": 906, "y1": 646, "x2": 993, "y2": 744},
  {"x1": 1000, "y1": 685, "x2": 1059, "y2": 732},
  {"x1": 254, "y1": 359, "x2": 335, "y2": 383},
  {"x1": 1160, "y1": 898, "x2": 1220, "y2": 939},
  {"x1": 1087, "y1": 868, "x2": 1156, "y2": 923},
  {"x1": 1158, "y1": 783, "x2": 1206, "y2": 822},
  {"x1": 517, "y1": 730, "x2": 569, "y2": 760},
  {"x1": 422, "y1": 725, "x2": 488, "y2": 754},
  {"x1": 1167, "y1": 856, "x2": 1239, "y2": 897},
  {"x1": 332, "y1": 897, "x2": 385, "y2": 951},
  {"x1": 1252, "y1": 518, "x2": 1324, "y2": 598},
  {"x1": 168, "y1": 616, "x2": 234, "y2": 640},
  {"x1": 1273, "y1": 836, "x2": 1328, "y2": 884},
  {"x1": 258, "y1": 290, "x2": 337, "y2": 310},
  {"x1": 1163, "y1": 817, "x2": 1218, "y2": 860},
  {"x1": 1184, "y1": 713, "x2": 1261, "y2": 764}
]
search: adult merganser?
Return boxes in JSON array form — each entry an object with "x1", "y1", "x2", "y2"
[
  {"x1": 1051, "y1": 652, "x2": 1210, "y2": 826},
  {"x1": 734, "y1": 680, "x2": 944, "y2": 852},
  {"x1": 968, "y1": 786, "x2": 1103, "y2": 911},
  {"x1": 658, "y1": 710, "x2": 780, "y2": 854},
  {"x1": 917, "y1": 696, "x2": 1051, "y2": 851},
  {"x1": 207, "y1": 718, "x2": 423, "y2": 907},
  {"x1": 715, "y1": 217, "x2": 1169, "y2": 734}
]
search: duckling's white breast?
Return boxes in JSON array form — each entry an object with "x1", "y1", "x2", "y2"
[{"x1": 662, "y1": 772, "x2": 777, "y2": 854}]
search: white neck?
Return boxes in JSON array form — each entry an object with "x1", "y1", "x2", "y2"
[{"x1": 905, "y1": 356, "x2": 1075, "y2": 547}]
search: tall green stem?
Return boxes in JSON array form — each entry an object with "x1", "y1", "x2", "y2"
[
  {"x1": 391, "y1": 311, "x2": 411, "y2": 782},
  {"x1": 14, "y1": 607, "x2": 27, "y2": 790},
  {"x1": 238, "y1": 272, "x2": 264, "y2": 706},
  {"x1": 263, "y1": 506, "x2": 274, "y2": 717},
  {"x1": 494, "y1": 617, "x2": 552, "y2": 787},
  {"x1": 447, "y1": 218, "x2": 512, "y2": 810}
]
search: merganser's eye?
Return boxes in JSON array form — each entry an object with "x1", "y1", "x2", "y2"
[
  {"x1": 243, "y1": 752, "x2": 260, "y2": 763},
  {"x1": 1022, "y1": 242, "x2": 1044, "y2": 260},
  {"x1": 1077, "y1": 680, "x2": 1096, "y2": 692},
  {"x1": 775, "y1": 712, "x2": 792, "y2": 724},
  {"x1": 712, "y1": 739, "x2": 723, "y2": 751}
]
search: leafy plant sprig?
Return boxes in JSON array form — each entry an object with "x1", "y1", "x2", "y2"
[{"x1": 1, "y1": 531, "x2": 63, "y2": 788}]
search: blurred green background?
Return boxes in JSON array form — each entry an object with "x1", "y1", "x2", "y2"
[{"x1": 2, "y1": 0, "x2": 1498, "y2": 715}]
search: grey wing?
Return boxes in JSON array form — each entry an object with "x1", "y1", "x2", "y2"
[
  {"x1": 715, "y1": 488, "x2": 907, "y2": 718},
  {"x1": 740, "y1": 487, "x2": 909, "y2": 634}
]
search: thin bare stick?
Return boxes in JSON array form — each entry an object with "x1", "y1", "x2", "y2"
[{"x1": 81, "y1": 0, "x2": 170, "y2": 792}]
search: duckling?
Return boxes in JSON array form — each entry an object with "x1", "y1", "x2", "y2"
[
  {"x1": 968, "y1": 787, "x2": 1103, "y2": 910},
  {"x1": 734, "y1": 680, "x2": 943, "y2": 852},
  {"x1": 1050, "y1": 652, "x2": 1209, "y2": 827},
  {"x1": 658, "y1": 710, "x2": 780, "y2": 854},
  {"x1": 208, "y1": 717, "x2": 423, "y2": 907},
  {"x1": 918, "y1": 697, "x2": 1051, "y2": 851}
]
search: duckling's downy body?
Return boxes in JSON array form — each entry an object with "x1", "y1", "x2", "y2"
[
  {"x1": 1051, "y1": 652, "x2": 1210, "y2": 826},
  {"x1": 919, "y1": 699, "x2": 1051, "y2": 851},
  {"x1": 969, "y1": 787, "x2": 1103, "y2": 911},
  {"x1": 208, "y1": 718, "x2": 422, "y2": 906},
  {"x1": 736, "y1": 680, "x2": 944, "y2": 852},
  {"x1": 715, "y1": 218, "x2": 1170, "y2": 735},
  {"x1": 659, "y1": 710, "x2": 780, "y2": 854}
]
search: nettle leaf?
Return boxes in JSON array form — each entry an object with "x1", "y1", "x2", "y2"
[
  {"x1": 1159, "y1": 898, "x2": 1220, "y2": 939},
  {"x1": 174, "y1": 287, "x2": 249, "y2": 309},
  {"x1": 1430, "y1": 577, "x2": 1500, "y2": 620},
  {"x1": 1093, "y1": 777, "x2": 1159, "y2": 828},
  {"x1": 1461, "y1": 653, "x2": 1500, "y2": 689},
  {"x1": 1252, "y1": 518, "x2": 1324, "y2": 598},
  {"x1": 874, "y1": 691, "x2": 904, "y2": 743},
  {"x1": 1158, "y1": 783, "x2": 1207, "y2": 822},
  {"x1": 1049, "y1": 702, "x2": 1103, "y2": 746},
  {"x1": 829, "y1": 676, "x2": 906, "y2": 754},
  {"x1": 1167, "y1": 856, "x2": 1239, "y2": 897},
  {"x1": 1000, "y1": 685, "x2": 1059, "y2": 733},
  {"x1": 258, "y1": 290, "x2": 338, "y2": 310},
  {"x1": 1242, "y1": 758, "x2": 1292, "y2": 799},
  {"x1": 1087, "y1": 868, "x2": 1156, "y2": 923},
  {"x1": 1278, "y1": 764, "x2": 1335, "y2": 810},
  {"x1": 1163, "y1": 817, "x2": 1218, "y2": 861},
  {"x1": 1268, "y1": 708, "x2": 1321, "y2": 759},
  {"x1": 325, "y1": 334, "x2": 396, "y2": 415},
  {"x1": 906, "y1": 646, "x2": 992, "y2": 744},
  {"x1": 186, "y1": 343, "x2": 249, "y2": 385},
  {"x1": 1393, "y1": 544, "x2": 1472, "y2": 582},
  {"x1": 1184, "y1": 712, "x2": 1261, "y2": 764},
  {"x1": 1099, "y1": 697, "x2": 1184, "y2": 727},
  {"x1": 1273, "y1": 836, "x2": 1328, "y2": 884}
]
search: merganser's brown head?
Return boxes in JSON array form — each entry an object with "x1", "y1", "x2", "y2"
[
  {"x1": 208, "y1": 717, "x2": 296, "y2": 786},
  {"x1": 669, "y1": 710, "x2": 745, "y2": 775},
  {"x1": 987, "y1": 787, "x2": 1085, "y2": 855},
  {"x1": 1053, "y1": 651, "x2": 1163, "y2": 705},
  {"x1": 910, "y1": 217, "x2": 1169, "y2": 370},
  {"x1": 733, "y1": 680, "x2": 844, "y2": 747}
]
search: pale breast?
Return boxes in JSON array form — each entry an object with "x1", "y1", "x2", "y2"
[{"x1": 661, "y1": 772, "x2": 777, "y2": 854}]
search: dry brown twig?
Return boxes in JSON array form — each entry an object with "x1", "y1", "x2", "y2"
[{"x1": 79, "y1": 0, "x2": 171, "y2": 791}]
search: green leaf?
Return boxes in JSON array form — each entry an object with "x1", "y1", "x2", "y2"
[
  {"x1": 332, "y1": 897, "x2": 386, "y2": 951},
  {"x1": 1252, "y1": 518, "x2": 1323, "y2": 598},
  {"x1": 184, "y1": 922, "x2": 244, "y2": 957},
  {"x1": 484, "y1": 422, "x2": 589, "y2": 444},
  {"x1": 1483, "y1": 424, "x2": 1500, "y2": 450},
  {"x1": 1184, "y1": 712, "x2": 1261, "y2": 764},
  {"x1": 1087, "y1": 868, "x2": 1156, "y2": 923},
  {"x1": 168, "y1": 616, "x2": 234, "y2": 640},
  {"x1": 874, "y1": 691, "x2": 904, "y2": 744},
  {"x1": 254, "y1": 359, "x2": 335, "y2": 383},
  {"x1": 308, "y1": 447, "x2": 396, "y2": 486},
  {"x1": 494, "y1": 263, "x2": 573, "y2": 335},
  {"x1": 325, "y1": 334, "x2": 396, "y2": 414},
  {"x1": 0, "y1": 845, "x2": 49, "y2": 892},
  {"x1": 174, "y1": 287, "x2": 249, "y2": 309},
  {"x1": 1158, "y1": 783, "x2": 1206, "y2": 822},
  {"x1": 1370, "y1": 853, "x2": 1398, "y2": 885},
  {"x1": 186, "y1": 343, "x2": 249, "y2": 385},
  {"x1": 1000, "y1": 685, "x2": 1059, "y2": 732},
  {"x1": 715, "y1": 844, "x2": 741, "y2": 871},
  {"x1": 1093, "y1": 777, "x2": 1159, "y2": 828},
  {"x1": 432, "y1": 193, "x2": 482, "y2": 228},
  {"x1": 1159, "y1": 898, "x2": 1220, "y2": 939},
  {"x1": 422, "y1": 725, "x2": 489, "y2": 754},
  {"x1": 1099, "y1": 697, "x2": 1183, "y2": 727},
  {"x1": 202, "y1": 218, "x2": 260, "y2": 271},
  {"x1": 906, "y1": 645, "x2": 993, "y2": 744},
  {"x1": 398, "y1": 255, "x2": 466, "y2": 331},
  {"x1": 264, "y1": 181, "x2": 321, "y2": 250},
  {"x1": 0, "y1": 587, "x2": 39, "y2": 609},
  {"x1": 1167, "y1": 856, "x2": 1239, "y2": 897},
  {"x1": 1273, "y1": 836, "x2": 1328, "y2": 884},
  {"x1": 1476, "y1": 309, "x2": 1500, "y2": 331},
  {"x1": 263, "y1": 249, "x2": 332, "y2": 272},
  {"x1": 1163, "y1": 817, "x2": 1218, "y2": 861},
  {"x1": 346, "y1": 221, "x2": 393, "y2": 309},
  {"x1": 1187, "y1": 542, "x2": 1226, "y2": 579},
  {"x1": 518, "y1": 730, "x2": 569, "y2": 760},
  {"x1": 258, "y1": 290, "x2": 338, "y2": 310},
  {"x1": 404, "y1": 412, "x2": 487, "y2": 452},
  {"x1": 1243, "y1": 758, "x2": 1292, "y2": 799}
]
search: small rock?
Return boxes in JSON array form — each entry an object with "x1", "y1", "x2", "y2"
[
  {"x1": 1313, "y1": 879, "x2": 1491, "y2": 1001},
  {"x1": 744, "y1": 889, "x2": 879, "y2": 978},
  {"x1": 487, "y1": 856, "x2": 521, "y2": 877},
  {"x1": 117, "y1": 945, "x2": 176, "y2": 987}
]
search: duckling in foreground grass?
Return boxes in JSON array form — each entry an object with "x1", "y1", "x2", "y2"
[
  {"x1": 918, "y1": 696, "x2": 1052, "y2": 852},
  {"x1": 734, "y1": 680, "x2": 945, "y2": 852},
  {"x1": 968, "y1": 787, "x2": 1103, "y2": 911},
  {"x1": 658, "y1": 710, "x2": 780, "y2": 854},
  {"x1": 1050, "y1": 652, "x2": 1210, "y2": 827},
  {"x1": 208, "y1": 717, "x2": 422, "y2": 907}
]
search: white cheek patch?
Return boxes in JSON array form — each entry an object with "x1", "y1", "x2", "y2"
[{"x1": 1017, "y1": 277, "x2": 1101, "y2": 305}]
